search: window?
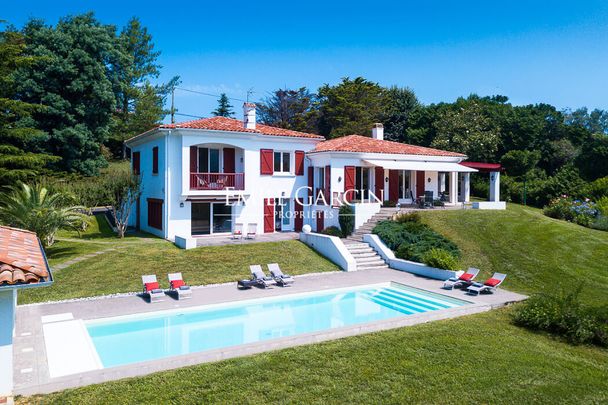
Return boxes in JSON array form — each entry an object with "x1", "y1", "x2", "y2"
[
  {"x1": 152, "y1": 147, "x2": 159, "y2": 174},
  {"x1": 355, "y1": 167, "x2": 370, "y2": 200},
  {"x1": 273, "y1": 151, "x2": 291, "y2": 173},
  {"x1": 132, "y1": 151, "x2": 140, "y2": 175},
  {"x1": 147, "y1": 199, "x2": 163, "y2": 230},
  {"x1": 317, "y1": 167, "x2": 325, "y2": 190},
  {"x1": 197, "y1": 148, "x2": 220, "y2": 173},
  {"x1": 400, "y1": 171, "x2": 411, "y2": 199}
]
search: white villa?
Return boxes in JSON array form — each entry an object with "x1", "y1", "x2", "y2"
[{"x1": 125, "y1": 103, "x2": 504, "y2": 247}]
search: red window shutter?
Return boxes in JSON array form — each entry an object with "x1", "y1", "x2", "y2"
[
  {"x1": 375, "y1": 167, "x2": 384, "y2": 200},
  {"x1": 308, "y1": 167, "x2": 314, "y2": 199},
  {"x1": 294, "y1": 150, "x2": 305, "y2": 175},
  {"x1": 147, "y1": 198, "x2": 163, "y2": 230},
  {"x1": 152, "y1": 147, "x2": 159, "y2": 174},
  {"x1": 416, "y1": 171, "x2": 425, "y2": 197},
  {"x1": 132, "y1": 152, "x2": 140, "y2": 175},
  {"x1": 324, "y1": 165, "x2": 331, "y2": 202},
  {"x1": 260, "y1": 149, "x2": 274, "y2": 175},
  {"x1": 223, "y1": 148, "x2": 235, "y2": 173},
  {"x1": 189, "y1": 146, "x2": 198, "y2": 173},
  {"x1": 294, "y1": 200, "x2": 303, "y2": 231},
  {"x1": 343, "y1": 166, "x2": 355, "y2": 203},
  {"x1": 263, "y1": 198, "x2": 275, "y2": 233},
  {"x1": 316, "y1": 210, "x2": 325, "y2": 232},
  {"x1": 389, "y1": 170, "x2": 400, "y2": 202}
]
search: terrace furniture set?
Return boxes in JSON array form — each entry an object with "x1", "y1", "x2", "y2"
[
  {"x1": 232, "y1": 223, "x2": 257, "y2": 239},
  {"x1": 141, "y1": 273, "x2": 191, "y2": 303}
]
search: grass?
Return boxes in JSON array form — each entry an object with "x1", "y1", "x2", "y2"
[
  {"x1": 17, "y1": 204, "x2": 608, "y2": 403},
  {"x1": 20, "y1": 309, "x2": 608, "y2": 404},
  {"x1": 19, "y1": 214, "x2": 339, "y2": 304}
]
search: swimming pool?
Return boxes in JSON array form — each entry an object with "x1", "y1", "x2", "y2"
[{"x1": 86, "y1": 282, "x2": 469, "y2": 368}]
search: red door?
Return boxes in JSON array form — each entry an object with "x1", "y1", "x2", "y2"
[
  {"x1": 263, "y1": 198, "x2": 274, "y2": 233},
  {"x1": 316, "y1": 210, "x2": 325, "y2": 232},
  {"x1": 344, "y1": 166, "x2": 355, "y2": 202},
  {"x1": 223, "y1": 148, "x2": 235, "y2": 173},
  {"x1": 294, "y1": 200, "x2": 303, "y2": 232},
  {"x1": 375, "y1": 167, "x2": 384, "y2": 201},
  {"x1": 416, "y1": 171, "x2": 425, "y2": 198},
  {"x1": 389, "y1": 170, "x2": 400, "y2": 202}
]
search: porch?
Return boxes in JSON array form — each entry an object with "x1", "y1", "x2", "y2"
[{"x1": 195, "y1": 231, "x2": 299, "y2": 247}]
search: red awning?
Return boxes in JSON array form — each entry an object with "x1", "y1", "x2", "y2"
[{"x1": 460, "y1": 161, "x2": 502, "y2": 173}]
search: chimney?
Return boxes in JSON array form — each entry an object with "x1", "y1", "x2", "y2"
[
  {"x1": 372, "y1": 123, "x2": 384, "y2": 140},
  {"x1": 243, "y1": 102, "x2": 256, "y2": 130}
]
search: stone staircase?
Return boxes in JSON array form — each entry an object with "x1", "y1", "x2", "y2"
[{"x1": 346, "y1": 207, "x2": 396, "y2": 242}]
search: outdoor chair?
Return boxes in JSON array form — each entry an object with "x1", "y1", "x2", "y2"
[
  {"x1": 237, "y1": 265, "x2": 276, "y2": 289},
  {"x1": 442, "y1": 267, "x2": 480, "y2": 289},
  {"x1": 246, "y1": 223, "x2": 257, "y2": 239},
  {"x1": 168, "y1": 272, "x2": 191, "y2": 299},
  {"x1": 467, "y1": 273, "x2": 507, "y2": 295},
  {"x1": 268, "y1": 263, "x2": 294, "y2": 286},
  {"x1": 232, "y1": 223, "x2": 243, "y2": 239},
  {"x1": 424, "y1": 191, "x2": 434, "y2": 208},
  {"x1": 141, "y1": 274, "x2": 164, "y2": 303}
]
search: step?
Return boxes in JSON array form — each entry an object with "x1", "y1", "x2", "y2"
[
  {"x1": 355, "y1": 258, "x2": 386, "y2": 265},
  {"x1": 350, "y1": 251, "x2": 377, "y2": 257},
  {"x1": 343, "y1": 242, "x2": 369, "y2": 248},
  {"x1": 357, "y1": 264, "x2": 390, "y2": 271}
]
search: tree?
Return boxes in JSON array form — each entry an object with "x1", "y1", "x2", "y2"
[
  {"x1": 317, "y1": 77, "x2": 385, "y2": 138},
  {"x1": 576, "y1": 134, "x2": 608, "y2": 180},
  {"x1": 257, "y1": 87, "x2": 318, "y2": 132},
  {"x1": 0, "y1": 27, "x2": 57, "y2": 186},
  {"x1": 101, "y1": 168, "x2": 142, "y2": 238},
  {"x1": 501, "y1": 150, "x2": 541, "y2": 205},
  {"x1": 212, "y1": 93, "x2": 235, "y2": 117},
  {"x1": 381, "y1": 86, "x2": 419, "y2": 142},
  {"x1": 431, "y1": 99, "x2": 501, "y2": 161},
  {"x1": 0, "y1": 182, "x2": 85, "y2": 247},
  {"x1": 563, "y1": 107, "x2": 608, "y2": 135},
  {"x1": 15, "y1": 14, "x2": 117, "y2": 175}
]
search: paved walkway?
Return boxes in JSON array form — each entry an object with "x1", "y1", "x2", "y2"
[
  {"x1": 195, "y1": 232, "x2": 299, "y2": 247},
  {"x1": 14, "y1": 268, "x2": 526, "y2": 396}
]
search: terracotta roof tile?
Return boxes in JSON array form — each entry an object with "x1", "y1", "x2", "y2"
[
  {"x1": 160, "y1": 116, "x2": 324, "y2": 140},
  {"x1": 0, "y1": 226, "x2": 49, "y2": 286},
  {"x1": 311, "y1": 135, "x2": 466, "y2": 157}
]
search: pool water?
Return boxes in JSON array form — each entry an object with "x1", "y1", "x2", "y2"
[{"x1": 86, "y1": 283, "x2": 469, "y2": 368}]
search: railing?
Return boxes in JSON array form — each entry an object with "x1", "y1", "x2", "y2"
[{"x1": 190, "y1": 173, "x2": 245, "y2": 190}]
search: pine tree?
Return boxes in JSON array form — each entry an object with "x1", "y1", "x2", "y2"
[
  {"x1": 0, "y1": 27, "x2": 57, "y2": 186},
  {"x1": 212, "y1": 93, "x2": 234, "y2": 117}
]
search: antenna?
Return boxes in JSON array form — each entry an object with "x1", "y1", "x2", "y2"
[
  {"x1": 246, "y1": 88, "x2": 254, "y2": 103},
  {"x1": 171, "y1": 87, "x2": 175, "y2": 124}
]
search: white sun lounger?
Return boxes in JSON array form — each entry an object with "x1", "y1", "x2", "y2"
[
  {"x1": 268, "y1": 263, "x2": 294, "y2": 286},
  {"x1": 250, "y1": 265, "x2": 275, "y2": 288},
  {"x1": 443, "y1": 267, "x2": 480, "y2": 290},
  {"x1": 168, "y1": 272, "x2": 192, "y2": 299},
  {"x1": 142, "y1": 274, "x2": 164, "y2": 303},
  {"x1": 467, "y1": 272, "x2": 507, "y2": 295}
]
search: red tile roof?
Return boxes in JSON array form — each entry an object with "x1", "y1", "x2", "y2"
[
  {"x1": 160, "y1": 116, "x2": 324, "y2": 139},
  {"x1": 0, "y1": 226, "x2": 49, "y2": 285},
  {"x1": 311, "y1": 135, "x2": 466, "y2": 157}
]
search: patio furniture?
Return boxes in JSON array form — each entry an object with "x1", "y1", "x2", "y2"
[
  {"x1": 268, "y1": 263, "x2": 294, "y2": 286},
  {"x1": 232, "y1": 223, "x2": 243, "y2": 239},
  {"x1": 424, "y1": 191, "x2": 434, "y2": 208},
  {"x1": 141, "y1": 274, "x2": 164, "y2": 303},
  {"x1": 237, "y1": 265, "x2": 276, "y2": 289},
  {"x1": 467, "y1": 272, "x2": 507, "y2": 295},
  {"x1": 168, "y1": 272, "x2": 192, "y2": 299},
  {"x1": 246, "y1": 223, "x2": 257, "y2": 239},
  {"x1": 442, "y1": 267, "x2": 480, "y2": 290}
]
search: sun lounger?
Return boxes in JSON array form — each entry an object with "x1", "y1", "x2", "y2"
[
  {"x1": 442, "y1": 267, "x2": 480, "y2": 290},
  {"x1": 467, "y1": 272, "x2": 507, "y2": 295},
  {"x1": 142, "y1": 274, "x2": 164, "y2": 303},
  {"x1": 246, "y1": 223, "x2": 257, "y2": 239},
  {"x1": 268, "y1": 263, "x2": 294, "y2": 286},
  {"x1": 168, "y1": 272, "x2": 191, "y2": 299},
  {"x1": 237, "y1": 265, "x2": 275, "y2": 289},
  {"x1": 232, "y1": 223, "x2": 243, "y2": 239}
]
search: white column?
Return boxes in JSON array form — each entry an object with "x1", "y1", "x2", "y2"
[
  {"x1": 463, "y1": 173, "x2": 471, "y2": 202},
  {"x1": 438, "y1": 173, "x2": 446, "y2": 193},
  {"x1": 489, "y1": 171, "x2": 500, "y2": 202},
  {"x1": 449, "y1": 172, "x2": 458, "y2": 204},
  {"x1": 0, "y1": 289, "x2": 16, "y2": 396}
]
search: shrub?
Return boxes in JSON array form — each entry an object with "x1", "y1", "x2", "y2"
[
  {"x1": 432, "y1": 199, "x2": 445, "y2": 207},
  {"x1": 338, "y1": 205, "x2": 354, "y2": 237},
  {"x1": 382, "y1": 200, "x2": 396, "y2": 207},
  {"x1": 595, "y1": 196, "x2": 608, "y2": 217},
  {"x1": 394, "y1": 212, "x2": 420, "y2": 224},
  {"x1": 513, "y1": 288, "x2": 608, "y2": 347},
  {"x1": 320, "y1": 226, "x2": 342, "y2": 237},
  {"x1": 591, "y1": 215, "x2": 608, "y2": 231},
  {"x1": 421, "y1": 248, "x2": 459, "y2": 270},
  {"x1": 584, "y1": 176, "x2": 608, "y2": 200},
  {"x1": 543, "y1": 196, "x2": 598, "y2": 227}
]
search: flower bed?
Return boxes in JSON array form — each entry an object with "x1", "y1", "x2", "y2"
[{"x1": 543, "y1": 195, "x2": 607, "y2": 231}]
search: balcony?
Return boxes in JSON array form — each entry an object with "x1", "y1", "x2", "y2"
[{"x1": 190, "y1": 173, "x2": 245, "y2": 191}]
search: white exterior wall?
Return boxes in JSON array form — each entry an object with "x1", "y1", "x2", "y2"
[{"x1": 0, "y1": 289, "x2": 16, "y2": 396}]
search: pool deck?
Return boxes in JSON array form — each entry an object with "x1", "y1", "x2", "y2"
[{"x1": 13, "y1": 268, "x2": 526, "y2": 396}]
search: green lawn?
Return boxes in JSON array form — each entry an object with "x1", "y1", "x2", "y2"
[{"x1": 18, "y1": 204, "x2": 608, "y2": 403}]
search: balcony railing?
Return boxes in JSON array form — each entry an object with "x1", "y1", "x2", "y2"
[{"x1": 190, "y1": 173, "x2": 245, "y2": 191}]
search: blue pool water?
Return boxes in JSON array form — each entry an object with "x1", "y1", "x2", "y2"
[{"x1": 86, "y1": 283, "x2": 469, "y2": 368}]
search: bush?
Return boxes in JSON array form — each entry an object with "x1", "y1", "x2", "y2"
[
  {"x1": 595, "y1": 196, "x2": 608, "y2": 217},
  {"x1": 584, "y1": 176, "x2": 608, "y2": 200},
  {"x1": 394, "y1": 212, "x2": 420, "y2": 224},
  {"x1": 320, "y1": 226, "x2": 342, "y2": 237},
  {"x1": 591, "y1": 215, "x2": 608, "y2": 231},
  {"x1": 432, "y1": 199, "x2": 445, "y2": 207},
  {"x1": 513, "y1": 288, "x2": 608, "y2": 347},
  {"x1": 421, "y1": 248, "x2": 459, "y2": 270},
  {"x1": 382, "y1": 200, "x2": 396, "y2": 207},
  {"x1": 543, "y1": 196, "x2": 598, "y2": 227},
  {"x1": 338, "y1": 205, "x2": 354, "y2": 237}
]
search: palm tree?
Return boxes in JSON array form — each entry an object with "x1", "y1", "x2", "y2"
[{"x1": 0, "y1": 182, "x2": 86, "y2": 247}]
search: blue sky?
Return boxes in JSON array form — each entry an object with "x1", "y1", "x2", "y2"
[{"x1": 4, "y1": 0, "x2": 608, "y2": 122}]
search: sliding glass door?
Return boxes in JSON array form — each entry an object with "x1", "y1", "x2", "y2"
[{"x1": 191, "y1": 203, "x2": 233, "y2": 235}]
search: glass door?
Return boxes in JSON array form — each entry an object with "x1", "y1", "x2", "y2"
[
  {"x1": 191, "y1": 203, "x2": 211, "y2": 235},
  {"x1": 212, "y1": 203, "x2": 232, "y2": 233}
]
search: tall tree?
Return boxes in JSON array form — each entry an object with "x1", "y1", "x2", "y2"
[
  {"x1": 212, "y1": 93, "x2": 234, "y2": 117},
  {"x1": 0, "y1": 27, "x2": 57, "y2": 186},
  {"x1": 381, "y1": 86, "x2": 419, "y2": 142},
  {"x1": 15, "y1": 14, "x2": 117, "y2": 175},
  {"x1": 317, "y1": 77, "x2": 385, "y2": 138},
  {"x1": 257, "y1": 87, "x2": 317, "y2": 132}
]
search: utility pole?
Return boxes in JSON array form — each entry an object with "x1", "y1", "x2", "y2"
[{"x1": 171, "y1": 87, "x2": 175, "y2": 124}]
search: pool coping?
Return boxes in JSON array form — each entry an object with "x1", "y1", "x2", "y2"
[{"x1": 13, "y1": 268, "x2": 527, "y2": 396}]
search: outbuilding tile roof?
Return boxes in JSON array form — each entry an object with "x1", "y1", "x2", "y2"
[
  {"x1": 160, "y1": 116, "x2": 324, "y2": 140},
  {"x1": 310, "y1": 135, "x2": 466, "y2": 157},
  {"x1": 0, "y1": 226, "x2": 49, "y2": 285}
]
